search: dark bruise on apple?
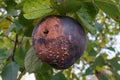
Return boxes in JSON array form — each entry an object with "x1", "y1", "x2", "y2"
[{"x1": 32, "y1": 15, "x2": 86, "y2": 69}]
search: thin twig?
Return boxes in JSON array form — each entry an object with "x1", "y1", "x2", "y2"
[
  {"x1": 11, "y1": 34, "x2": 18, "y2": 61},
  {"x1": 6, "y1": 17, "x2": 14, "y2": 23}
]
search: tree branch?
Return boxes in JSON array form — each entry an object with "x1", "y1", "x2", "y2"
[{"x1": 11, "y1": 34, "x2": 18, "y2": 61}]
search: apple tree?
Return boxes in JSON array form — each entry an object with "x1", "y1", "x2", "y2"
[{"x1": 0, "y1": 0, "x2": 120, "y2": 80}]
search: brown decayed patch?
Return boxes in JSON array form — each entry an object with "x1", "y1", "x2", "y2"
[
  {"x1": 33, "y1": 17, "x2": 64, "y2": 40},
  {"x1": 35, "y1": 36, "x2": 78, "y2": 69}
]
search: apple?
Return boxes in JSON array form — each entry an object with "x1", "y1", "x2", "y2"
[{"x1": 32, "y1": 15, "x2": 86, "y2": 69}]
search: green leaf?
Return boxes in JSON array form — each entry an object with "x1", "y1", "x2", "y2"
[
  {"x1": 101, "y1": 75, "x2": 109, "y2": 80},
  {"x1": 24, "y1": 47, "x2": 42, "y2": 73},
  {"x1": 0, "y1": 49, "x2": 6, "y2": 70},
  {"x1": 23, "y1": 39, "x2": 31, "y2": 50},
  {"x1": 14, "y1": 19, "x2": 23, "y2": 34},
  {"x1": 76, "y1": 11, "x2": 96, "y2": 34},
  {"x1": 0, "y1": 49, "x2": 12, "y2": 70},
  {"x1": 75, "y1": 2, "x2": 99, "y2": 33},
  {"x1": 84, "y1": 65, "x2": 95, "y2": 75},
  {"x1": 96, "y1": 66, "x2": 102, "y2": 72},
  {"x1": 35, "y1": 63, "x2": 53, "y2": 80},
  {"x1": 82, "y1": 76, "x2": 86, "y2": 80},
  {"x1": 7, "y1": 19, "x2": 23, "y2": 34},
  {"x1": 53, "y1": 72, "x2": 66, "y2": 80},
  {"x1": 23, "y1": 0, "x2": 53, "y2": 19},
  {"x1": 4, "y1": 0, "x2": 17, "y2": 16},
  {"x1": 110, "y1": 69, "x2": 120, "y2": 79},
  {"x1": 19, "y1": 12, "x2": 33, "y2": 27},
  {"x1": 80, "y1": 2, "x2": 98, "y2": 22},
  {"x1": 76, "y1": 3, "x2": 98, "y2": 34},
  {"x1": 14, "y1": 47, "x2": 26, "y2": 68},
  {"x1": 1, "y1": 62, "x2": 19, "y2": 80},
  {"x1": 88, "y1": 49, "x2": 97, "y2": 56},
  {"x1": 94, "y1": 21, "x2": 103, "y2": 32},
  {"x1": 86, "y1": 40, "x2": 98, "y2": 52},
  {"x1": 94, "y1": 0, "x2": 120, "y2": 22},
  {"x1": 18, "y1": 12, "x2": 34, "y2": 36},
  {"x1": 72, "y1": 73, "x2": 79, "y2": 80},
  {"x1": 114, "y1": 0, "x2": 119, "y2": 2},
  {"x1": 94, "y1": 54, "x2": 106, "y2": 67},
  {"x1": 108, "y1": 57, "x2": 120, "y2": 70},
  {"x1": 25, "y1": 47, "x2": 53, "y2": 80},
  {"x1": 64, "y1": 68, "x2": 72, "y2": 78},
  {"x1": 106, "y1": 47, "x2": 115, "y2": 52},
  {"x1": 51, "y1": 0, "x2": 82, "y2": 14},
  {"x1": 0, "y1": 18, "x2": 11, "y2": 30}
]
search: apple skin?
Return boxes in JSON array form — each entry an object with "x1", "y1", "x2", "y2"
[{"x1": 32, "y1": 15, "x2": 86, "y2": 69}]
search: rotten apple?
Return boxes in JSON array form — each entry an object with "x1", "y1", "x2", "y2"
[{"x1": 32, "y1": 15, "x2": 86, "y2": 69}]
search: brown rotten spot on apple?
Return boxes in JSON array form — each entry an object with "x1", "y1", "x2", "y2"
[{"x1": 32, "y1": 15, "x2": 86, "y2": 69}]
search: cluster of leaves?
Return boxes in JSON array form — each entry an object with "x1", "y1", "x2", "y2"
[{"x1": 0, "y1": 0, "x2": 120, "y2": 80}]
